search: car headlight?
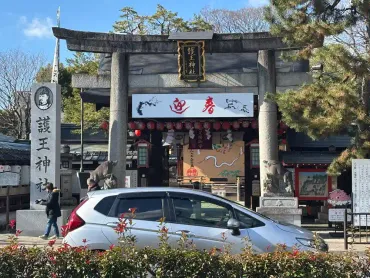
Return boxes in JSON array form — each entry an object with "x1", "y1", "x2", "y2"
[
  {"x1": 296, "y1": 238, "x2": 315, "y2": 248},
  {"x1": 296, "y1": 237, "x2": 328, "y2": 251}
]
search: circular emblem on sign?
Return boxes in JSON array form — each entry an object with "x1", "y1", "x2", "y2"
[{"x1": 34, "y1": 86, "x2": 53, "y2": 110}]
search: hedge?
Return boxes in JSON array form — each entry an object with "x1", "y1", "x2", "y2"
[{"x1": 1, "y1": 216, "x2": 369, "y2": 278}]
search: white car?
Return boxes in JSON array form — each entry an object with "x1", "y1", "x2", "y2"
[{"x1": 63, "y1": 187, "x2": 328, "y2": 254}]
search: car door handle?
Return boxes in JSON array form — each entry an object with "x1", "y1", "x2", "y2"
[
  {"x1": 106, "y1": 222, "x2": 119, "y2": 228},
  {"x1": 175, "y1": 230, "x2": 195, "y2": 237}
]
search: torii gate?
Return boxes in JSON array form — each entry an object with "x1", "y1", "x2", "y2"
[{"x1": 53, "y1": 27, "x2": 300, "y2": 197}]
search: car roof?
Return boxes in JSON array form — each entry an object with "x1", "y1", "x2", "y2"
[{"x1": 88, "y1": 187, "x2": 225, "y2": 201}]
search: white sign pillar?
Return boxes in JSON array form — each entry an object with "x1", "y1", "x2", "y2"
[
  {"x1": 30, "y1": 83, "x2": 61, "y2": 208},
  {"x1": 352, "y1": 159, "x2": 370, "y2": 226}
]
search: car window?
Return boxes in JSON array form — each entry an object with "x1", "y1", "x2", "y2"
[
  {"x1": 235, "y1": 209, "x2": 265, "y2": 229},
  {"x1": 94, "y1": 195, "x2": 116, "y2": 215},
  {"x1": 172, "y1": 196, "x2": 232, "y2": 228},
  {"x1": 115, "y1": 197, "x2": 165, "y2": 221}
]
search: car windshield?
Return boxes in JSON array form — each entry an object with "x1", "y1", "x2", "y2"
[{"x1": 211, "y1": 194, "x2": 277, "y2": 223}]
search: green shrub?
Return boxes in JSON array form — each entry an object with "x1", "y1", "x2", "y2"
[{"x1": 1, "y1": 215, "x2": 369, "y2": 278}]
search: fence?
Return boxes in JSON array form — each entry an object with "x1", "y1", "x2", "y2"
[{"x1": 343, "y1": 209, "x2": 370, "y2": 250}]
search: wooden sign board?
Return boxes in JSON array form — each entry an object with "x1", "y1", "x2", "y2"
[{"x1": 178, "y1": 41, "x2": 205, "y2": 82}]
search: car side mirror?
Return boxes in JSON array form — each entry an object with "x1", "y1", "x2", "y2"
[{"x1": 227, "y1": 218, "x2": 241, "y2": 236}]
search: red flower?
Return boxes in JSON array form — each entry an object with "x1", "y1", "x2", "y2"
[
  {"x1": 109, "y1": 244, "x2": 115, "y2": 250},
  {"x1": 61, "y1": 225, "x2": 68, "y2": 237},
  {"x1": 15, "y1": 230, "x2": 22, "y2": 237},
  {"x1": 51, "y1": 273, "x2": 57, "y2": 278},
  {"x1": 86, "y1": 260, "x2": 90, "y2": 264},
  {"x1": 49, "y1": 256, "x2": 56, "y2": 264},
  {"x1": 82, "y1": 238, "x2": 87, "y2": 244},
  {"x1": 119, "y1": 213, "x2": 126, "y2": 220},
  {"x1": 129, "y1": 207, "x2": 137, "y2": 214},
  {"x1": 310, "y1": 255, "x2": 316, "y2": 261},
  {"x1": 114, "y1": 222, "x2": 127, "y2": 233},
  {"x1": 161, "y1": 226, "x2": 168, "y2": 233},
  {"x1": 292, "y1": 249, "x2": 299, "y2": 256},
  {"x1": 48, "y1": 239, "x2": 56, "y2": 247},
  {"x1": 9, "y1": 219, "x2": 16, "y2": 229}
]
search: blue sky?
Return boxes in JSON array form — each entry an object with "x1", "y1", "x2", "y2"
[{"x1": 0, "y1": 0, "x2": 268, "y2": 64}]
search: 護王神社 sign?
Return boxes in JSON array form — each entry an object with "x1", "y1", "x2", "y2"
[
  {"x1": 132, "y1": 93, "x2": 254, "y2": 118},
  {"x1": 30, "y1": 83, "x2": 61, "y2": 208},
  {"x1": 178, "y1": 41, "x2": 205, "y2": 82}
]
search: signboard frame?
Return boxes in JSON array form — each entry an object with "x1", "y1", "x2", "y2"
[{"x1": 177, "y1": 41, "x2": 206, "y2": 82}]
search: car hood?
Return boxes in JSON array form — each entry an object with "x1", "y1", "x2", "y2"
[{"x1": 275, "y1": 221, "x2": 314, "y2": 238}]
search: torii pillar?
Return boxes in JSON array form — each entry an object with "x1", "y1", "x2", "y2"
[
  {"x1": 108, "y1": 52, "x2": 129, "y2": 187},
  {"x1": 257, "y1": 50, "x2": 301, "y2": 226}
]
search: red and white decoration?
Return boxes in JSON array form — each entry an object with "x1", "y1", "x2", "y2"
[
  {"x1": 232, "y1": 121, "x2": 240, "y2": 130},
  {"x1": 146, "y1": 121, "x2": 155, "y2": 130},
  {"x1": 136, "y1": 121, "x2": 145, "y2": 130},
  {"x1": 166, "y1": 122, "x2": 174, "y2": 130},
  {"x1": 222, "y1": 121, "x2": 230, "y2": 130},
  {"x1": 156, "y1": 122, "x2": 165, "y2": 131},
  {"x1": 185, "y1": 121, "x2": 193, "y2": 130},
  {"x1": 175, "y1": 122, "x2": 183, "y2": 130},
  {"x1": 128, "y1": 121, "x2": 136, "y2": 130}
]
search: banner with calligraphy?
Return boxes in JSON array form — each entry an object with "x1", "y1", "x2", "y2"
[
  {"x1": 30, "y1": 83, "x2": 61, "y2": 208},
  {"x1": 189, "y1": 130, "x2": 212, "y2": 150},
  {"x1": 178, "y1": 41, "x2": 205, "y2": 82},
  {"x1": 132, "y1": 93, "x2": 254, "y2": 118}
]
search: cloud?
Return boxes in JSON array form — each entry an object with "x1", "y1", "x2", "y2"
[
  {"x1": 247, "y1": 0, "x2": 269, "y2": 7},
  {"x1": 20, "y1": 16, "x2": 54, "y2": 38}
]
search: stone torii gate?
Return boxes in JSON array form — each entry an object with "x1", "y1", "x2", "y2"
[{"x1": 53, "y1": 28, "x2": 299, "y2": 201}]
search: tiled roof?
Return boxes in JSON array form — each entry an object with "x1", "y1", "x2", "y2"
[
  {"x1": 287, "y1": 130, "x2": 351, "y2": 149},
  {"x1": 281, "y1": 151, "x2": 339, "y2": 165}
]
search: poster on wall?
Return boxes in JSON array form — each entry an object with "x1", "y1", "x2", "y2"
[
  {"x1": 183, "y1": 142, "x2": 245, "y2": 183},
  {"x1": 295, "y1": 169, "x2": 331, "y2": 200},
  {"x1": 132, "y1": 93, "x2": 254, "y2": 118},
  {"x1": 352, "y1": 159, "x2": 370, "y2": 226}
]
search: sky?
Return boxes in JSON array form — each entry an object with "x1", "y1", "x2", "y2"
[{"x1": 0, "y1": 0, "x2": 268, "y2": 64}]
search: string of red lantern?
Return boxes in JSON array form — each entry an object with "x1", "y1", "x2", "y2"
[{"x1": 126, "y1": 120, "x2": 260, "y2": 131}]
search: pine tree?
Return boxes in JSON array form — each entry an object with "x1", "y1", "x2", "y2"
[{"x1": 266, "y1": 0, "x2": 370, "y2": 175}]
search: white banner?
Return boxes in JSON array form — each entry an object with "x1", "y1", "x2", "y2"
[
  {"x1": 352, "y1": 159, "x2": 370, "y2": 226},
  {"x1": 132, "y1": 93, "x2": 254, "y2": 118}
]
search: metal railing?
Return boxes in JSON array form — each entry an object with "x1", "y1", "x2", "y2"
[{"x1": 343, "y1": 210, "x2": 370, "y2": 250}]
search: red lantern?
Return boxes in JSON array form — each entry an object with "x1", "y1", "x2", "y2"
[
  {"x1": 166, "y1": 122, "x2": 174, "y2": 130},
  {"x1": 251, "y1": 120, "x2": 258, "y2": 129},
  {"x1": 241, "y1": 121, "x2": 250, "y2": 128},
  {"x1": 277, "y1": 129, "x2": 284, "y2": 136},
  {"x1": 280, "y1": 121, "x2": 288, "y2": 130},
  {"x1": 128, "y1": 121, "x2": 136, "y2": 130},
  {"x1": 281, "y1": 139, "x2": 287, "y2": 145},
  {"x1": 184, "y1": 121, "x2": 193, "y2": 130},
  {"x1": 222, "y1": 121, "x2": 230, "y2": 130},
  {"x1": 186, "y1": 167, "x2": 198, "y2": 177},
  {"x1": 175, "y1": 122, "x2": 183, "y2": 130},
  {"x1": 232, "y1": 121, "x2": 240, "y2": 130},
  {"x1": 100, "y1": 121, "x2": 109, "y2": 131},
  {"x1": 203, "y1": 122, "x2": 211, "y2": 129},
  {"x1": 213, "y1": 122, "x2": 221, "y2": 131},
  {"x1": 156, "y1": 122, "x2": 164, "y2": 131},
  {"x1": 194, "y1": 122, "x2": 202, "y2": 130},
  {"x1": 147, "y1": 121, "x2": 155, "y2": 130},
  {"x1": 136, "y1": 121, "x2": 145, "y2": 130},
  {"x1": 134, "y1": 130, "x2": 142, "y2": 137}
]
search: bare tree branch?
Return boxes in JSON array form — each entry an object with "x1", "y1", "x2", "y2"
[
  {"x1": 199, "y1": 6, "x2": 269, "y2": 33},
  {"x1": 0, "y1": 49, "x2": 45, "y2": 139}
]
